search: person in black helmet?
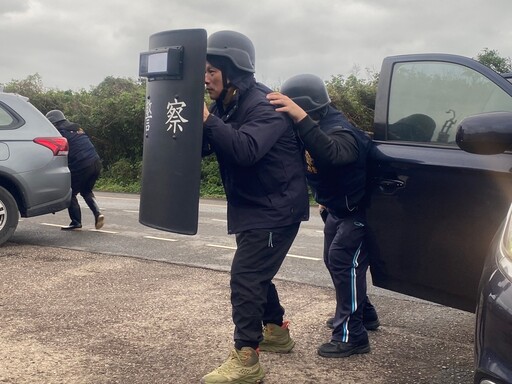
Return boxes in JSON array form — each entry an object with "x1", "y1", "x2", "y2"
[
  {"x1": 267, "y1": 74, "x2": 379, "y2": 358},
  {"x1": 45, "y1": 110, "x2": 104, "y2": 231},
  {"x1": 201, "y1": 31, "x2": 309, "y2": 384}
]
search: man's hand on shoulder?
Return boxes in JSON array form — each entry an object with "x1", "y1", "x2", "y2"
[{"x1": 267, "y1": 92, "x2": 307, "y2": 124}]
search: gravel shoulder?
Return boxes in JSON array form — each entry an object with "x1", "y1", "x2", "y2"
[{"x1": 0, "y1": 243, "x2": 475, "y2": 384}]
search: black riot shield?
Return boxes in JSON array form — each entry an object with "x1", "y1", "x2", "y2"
[{"x1": 138, "y1": 29, "x2": 206, "y2": 235}]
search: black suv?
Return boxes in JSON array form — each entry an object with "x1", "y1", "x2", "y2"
[{"x1": 368, "y1": 54, "x2": 512, "y2": 384}]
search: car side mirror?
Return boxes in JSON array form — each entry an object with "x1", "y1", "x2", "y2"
[{"x1": 456, "y1": 111, "x2": 512, "y2": 155}]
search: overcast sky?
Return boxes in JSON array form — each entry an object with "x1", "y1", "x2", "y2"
[{"x1": 1, "y1": 0, "x2": 510, "y2": 91}]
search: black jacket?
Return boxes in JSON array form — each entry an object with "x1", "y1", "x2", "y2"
[
  {"x1": 294, "y1": 106, "x2": 372, "y2": 216},
  {"x1": 203, "y1": 76, "x2": 309, "y2": 234},
  {"x1": 56, "y1": 120, "x2": 100, "y2": 173}
]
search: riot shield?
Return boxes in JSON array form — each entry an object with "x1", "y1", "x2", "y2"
[{"x1": 138, "y1": 29, "x2": 206, "y2": 235}]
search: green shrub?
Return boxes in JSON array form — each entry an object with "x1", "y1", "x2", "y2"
[
  {"x1": 96, "y1": 159, "x2": 141, "y2": 193},
  {"x1": 101, "y1": 159, "x2": 141, "y2": 184},
  {"x1": 200, "y1": 156, "x2": 224, "y2": 197}
]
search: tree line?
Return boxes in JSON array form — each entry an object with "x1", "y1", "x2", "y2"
[{"x1": 2, "y1": 49, "x2": 509, "y2": 196}]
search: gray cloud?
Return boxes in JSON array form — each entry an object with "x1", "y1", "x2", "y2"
[
  {"x1": 0, "y1": 0, "x2": 510, "y2": 90},
  {"x1": 0, "y1": 0, "x2": 30, "y2": 15}
]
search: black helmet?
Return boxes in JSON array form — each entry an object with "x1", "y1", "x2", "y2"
[
  {"x1": 281, "y1": 74, "x2": 331, "y2": 113},
  {"x1": 45, "y1": 110, "x2": 66, "y2": 124},
  {"x1": 207, "y1": 30, "x2": 255, "y2": 73}
]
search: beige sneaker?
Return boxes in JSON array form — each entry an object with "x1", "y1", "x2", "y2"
[
  {"x1": 200, "y1": 347, "x2": 264, "y2": 384},
  {"x1": 95, "y1": 214, "x2": 104, "y2": 230},
  {"x1": 259, "y1": 320, "x2": 295, "y2": 353}
]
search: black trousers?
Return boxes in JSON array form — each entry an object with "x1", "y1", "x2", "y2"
[
  {"x1": 324, "y1": 209, "x2": 370, "y2": 344},
  {"x1": 231, "y1": 223, "x2": 300, "y2": 350},
  {"x1": 68, "y1": 159, "x2": 102, "y2": 224}
]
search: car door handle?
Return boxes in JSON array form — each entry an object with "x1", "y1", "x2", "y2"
[{"x1": 377, "y1": 179, "x2": 405, "y2": 194}]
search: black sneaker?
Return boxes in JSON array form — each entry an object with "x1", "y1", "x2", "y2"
[
  {"x1": 363, "y1": 318, "x2": 381, "y2": 331},
  {"x1": 318, "y1": 340, "x2": 370, "y2": 358},
  {"x1": 326, "y1": 316, "x2": 380, "y2": 331},
  {"x1": 362, "y1": 304, "x2": 381, "y2": 330},
  {"x1": 61, "y1": 222, "x2": 82, "y2": 230}
]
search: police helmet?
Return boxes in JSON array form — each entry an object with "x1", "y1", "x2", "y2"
[
  {"x1": 45, "y1": 110, "x2": 66, "y2": 124},
  {"x1": 281, "y1": 74, "x2": 331, "y2": 113},
  {"x1": 207, "y1": 30, "x2": 255, "y2": 73}
]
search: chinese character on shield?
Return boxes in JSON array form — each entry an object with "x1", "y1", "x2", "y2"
[{"x1": 166, "y1": 98, "x2": 188, "y2": 134}]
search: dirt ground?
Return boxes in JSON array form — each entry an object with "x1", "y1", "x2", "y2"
[{"x1": 0, "y1": 243, "x2": 475, "y2": 383}]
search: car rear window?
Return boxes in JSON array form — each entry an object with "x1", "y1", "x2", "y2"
[{"x1": 0, "y1": 102, "x2": 23, "y2": 130}]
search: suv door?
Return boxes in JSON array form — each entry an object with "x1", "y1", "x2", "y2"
[{"x1": 368, "y1": 54, "x2": 512, "y2": 312}]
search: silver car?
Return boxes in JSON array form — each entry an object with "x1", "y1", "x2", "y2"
[{"x1": 0, "y1": 92, "x2": 71, "y2": 245}]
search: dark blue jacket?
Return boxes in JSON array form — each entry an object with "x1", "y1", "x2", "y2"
[
  {"x1": 294, "y1": 106, "x2": 372, "y2": 216},
  {"x1": 56, "y1": 120, "x2": 100, "y2": 173},
  {"x1": 203, "y1": 77, "x2": 309, "y2": 234}
]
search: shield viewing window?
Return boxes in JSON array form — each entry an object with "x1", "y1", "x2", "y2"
[{"x1": 139, "y1": 46, "x2": 184, "y2": 80}]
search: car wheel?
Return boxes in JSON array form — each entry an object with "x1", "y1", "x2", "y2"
[{"x1": 0, "y1": 186, "x2": 19, "y2": 246}]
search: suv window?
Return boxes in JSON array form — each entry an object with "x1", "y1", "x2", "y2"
[
  {"x1": 0, "y1": 102, "x2": 21, "y2": 130},
  {"x1": 388, "y1": 61, "x2": 512, "y2": 144}
]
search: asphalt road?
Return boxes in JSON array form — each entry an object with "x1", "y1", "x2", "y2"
[
  {"x1": 1, "y1": 192, "x2": 476, "y2": 383},
  {"x1": 12, "y1": 192, "x2": 330, "y2": 286}
]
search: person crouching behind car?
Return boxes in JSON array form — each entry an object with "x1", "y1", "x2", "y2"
[{"x1": 46, "y1": 110, "x2": 104, "y2": 231}]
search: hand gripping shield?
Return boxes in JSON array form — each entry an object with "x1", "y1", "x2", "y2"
[{"x1": 138, "y1": 29, "x2": 206, "y2": 235}]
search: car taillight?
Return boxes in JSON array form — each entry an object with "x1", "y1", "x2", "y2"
[{"x1": 33, "y1": 137, "x2": 69, "y2": 156}]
